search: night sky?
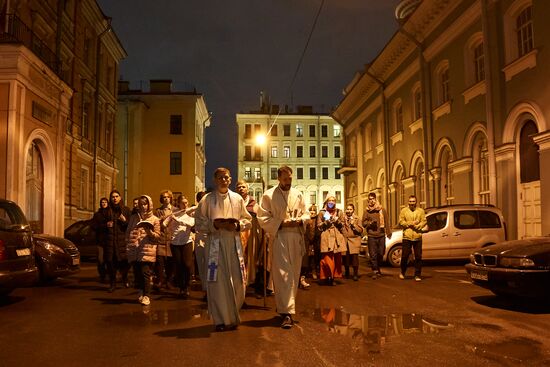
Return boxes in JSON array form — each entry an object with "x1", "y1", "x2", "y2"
[{"x1": 97, "y1": 0, "x2": 400, "y2": 184}]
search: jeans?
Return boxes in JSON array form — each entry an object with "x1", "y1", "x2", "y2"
[
  {"x1": 134, "y1": 261, "x2": 154, "y2": 296},
  {"x1": 171, "y1": 243, "x2": 194, "y2": 290},
  {"x1": 401, "y1": 239, "x2": 422, "y2": 276},
  {"x1": 367, "y1": 236, "x2": 385, "y2": 272}
]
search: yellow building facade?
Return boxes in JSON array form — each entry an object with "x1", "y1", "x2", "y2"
[
  {"x1": 0, "y1": 0, "x2": 125, "y2": 234},
  {"x1": 236, "y1": 105, "x2": 344, "y2": 209},
  {"x1": 333, "y1": 0, "x2": 550, "y2": 240},
  {"x1": 116, "y1": 80, "x2": 210, "y2": 206}
]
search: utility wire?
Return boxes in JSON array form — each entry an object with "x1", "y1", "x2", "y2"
[{"x1": 266, "y1": 0, "x2": 325, "y2": 135}]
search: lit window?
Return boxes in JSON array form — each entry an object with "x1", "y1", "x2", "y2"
[
  {"x1": 283, "y1": 145, "x2": 290, "y2": 158},
  {"x1": 271, "y1": 146, "x2": 278, "y2": 158},
  {"x1": 333, "y1": 125, "x2": 341, "y2": 138},
  {"x1": 296, "y1": 124, "x2": 303, "y2": 137}
]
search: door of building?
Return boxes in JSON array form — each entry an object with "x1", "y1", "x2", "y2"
[{"x1": 519, "y1": 181, "x2": 541, "y2": 238}]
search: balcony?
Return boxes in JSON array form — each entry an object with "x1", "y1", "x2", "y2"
[
  {"x1": 338, "y1": 156, "x2": 357, "y2": 175},
  {"x1": 0, "y1": 14, "x2": 65, "y2": 83},
  {"x1": 244, "y1": 176, "x2": 263, "y2": 184},
  {"x1": 243, "y1": 155, "x2": 263, "y2": 162}
]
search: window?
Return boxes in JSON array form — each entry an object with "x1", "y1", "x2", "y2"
[
  {"x1": 478, "y1": 211, "x2": 502, "y2": 228},
  {"x1": 323, "y1": 191, "x2": 329, "y2": 201},
  {"x1": 454, "y1": 211, "x2": 479, "y2": 229},
  {"x1": 245, "y1": 145, "x2": 252, "y2": 160},
  {"x1": 309, "y1": 146, "x2": 316, "y2": 158},
  {"x1": 427, "y1": 212, "x2": 448, "y2": 231},
  {"x1": 473, "y1": 42, "x2": 485, "y2": 83},
  {"x1": 297, "y1": 167, "x2": 303, "y2": 179},
  {"x1": 283, "y1": 145, "x2": 290, "y2": 158},
  {"x1": 297, "y1": 146, "x2": 303, "y2": 158},
  {"x1": 439, "y1": 67, "x2": 450, "y2": 104},
  {"x1": 334, "y1": 167, "x2": 341, "y2": 179},
  {"x1": 244, "y1": 124, "x2": 252, "y2": 139},
  {"x1": 105, "y1": 120, "x2": 113, "y2": 152},
  {"x1": 82, "y1": 100, "x2": 90, "y2": 139},
  {"x1": 296, "y1": 124, "x2": 303, "y2": 137},
  {"x1": 413, "y1": 86, "x2": 422, "y2": 120},
  {"x1": 79, "y1": 167, "x2": 89, "y2": 209},
  {"x1": 170, "y1": 115, "x2": 182, "y2": 134},
  {"x1": 283, "y1": 124, "x2": 291, "y2": 137},
  {"x1": 394, "y1": 102, "x2": 403, "y2": 133},
  {"x1": 322, "y1": 167, "x2": 329, "y2": 179},
  {"x1": 333, "y1": 125, "x2": 341, "y2": 138},
  {"x1": 321, "y1": 146, "x2": 328, "y2": 158},
  {"x1": 245, "y1": 167, "x2": 252, "y2": 179},
  {"x1": 254, "y1": 146, "x2": 261, "y2": 160},
  {"x1": 270, "y1": 167, "x2": 278, "y2": 180},
  {"x1": 321, "y1": 125, "x2": 328, "y2": 137},
  {"x1": 334, "y1": 146, "x2": 341, "y2": 158},
  {"x1": 271, "y1": 146, "x2": 278, "y2": 158},
  {"x1": 415, "y1": 161, "x2": 426, "y2": 208},
  {"x1": 310, "y1": 191, "x2": 317, "y2": 205},
  {"x1": 270, "y1": 125, "x2": 278, "y2": 136},
  {"x1": 520, "y1": 120, "x2": 540, "y2": 183},
  {"x1": 170, "y1": 152, "x2": 182, "y2": 175},
  {"x1": 254, "y1": 168, "x2": 261, "y2": 179},
  {"x1": 309, "y1": 125, "x2": 316, "y2": 137},
  {"x1": 517, "y1": 6, "x2": 534, "y2": 57},
  {"x1": 335, "y1": 191, "x2": 341, "y2": 203},
  {"x1": 254, "y1": 124, "x2": 261, "y2": 137},
  {"x1": 310, "y1": 167, "x2": 316, "y2": 179}
]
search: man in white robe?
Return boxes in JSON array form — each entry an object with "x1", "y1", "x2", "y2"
[
  {"x1": 195, "y1": 168, "x2": 252, "y2": 331},
  {"x1": 257, "y1": 165, "x2": 309, "y2": 329}
]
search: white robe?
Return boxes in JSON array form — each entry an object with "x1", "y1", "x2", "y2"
[
  {"x1": 257, "y1": 186, "x2": 309, "y2": 315},
  {"x1": 195, "y1": 189, "x2": 252, "y2": 326}
]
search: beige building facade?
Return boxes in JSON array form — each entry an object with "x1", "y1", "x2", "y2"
[
  {"x1": 333, "y1": 0, "x2": 550, "y2": 240},
  {"x1": 236, "y1": 106, "x2": 344, "y2": 209},
  {"x1": 0, "y1": 0, "x2": 125, "y2": 234},
  {"x1": 116, "y1": 80, "x2": 210, "y2": 206}
]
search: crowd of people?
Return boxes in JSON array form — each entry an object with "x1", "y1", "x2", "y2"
[{"x1": 90, "y1": 165, "x2": 427, "y2": 331}]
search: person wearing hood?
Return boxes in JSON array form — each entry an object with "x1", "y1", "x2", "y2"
[
  {"x1": 317, "y1": 195, "x2": 346, "y2": 286},
  {"x1": 126, "y1": 195, "x2": 161, "y2": 306},
  {"x1": 362, "y1": 193, "x2": 391, "y2": 279},
  {"x1": 155, "y1": 190, "x2": 175, "y2": 290},
  {"x1": 105, "y1": 189, "x2": 131, "y2": 292}
]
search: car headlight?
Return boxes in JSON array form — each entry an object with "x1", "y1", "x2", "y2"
[
  {"x1": 500, "y1": 257, "x2": 535, "y2": 268},
  {"x1": 36, "y1": 240, "x2": 65, "y2": 254}
]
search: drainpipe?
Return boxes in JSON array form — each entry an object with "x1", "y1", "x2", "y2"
[
  {"x1": 92, "y1": 19, "x2": 112, "y2": 208},
  {"x1": 481, "y1": 0, "x2": 497, "y2": 205},
  {"x1": 397, "y1": 26, "x2": 433, "y2": 208}
]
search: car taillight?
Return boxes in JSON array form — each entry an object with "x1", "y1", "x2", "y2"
[{"x1": 0, "y1": 239, "x2": 6, "y2": 261}]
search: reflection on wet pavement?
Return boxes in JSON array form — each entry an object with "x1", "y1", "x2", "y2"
[
  {"x1": 301, "y1": 307, "x2": 454, "y2": 353},
  {"x1": 103, "y1": 306, "x2": 210, "y2": 326},
  {"x1": 466, "y1": 337, "x2": 547, "y2": 366}
]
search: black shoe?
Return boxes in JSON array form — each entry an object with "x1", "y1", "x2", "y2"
[
  {"x1": 353, "y1": 275, "x2": 358, "y2": 281},
  {"x1": 281, "y1": 315, "x2": 293, "y2": 329},
  {"x1": 215, "y1": 324, "x2": 226, "y2": 332},
  {"x1": 328, "y1": 277, "x2": 334, "y2": 286},
  {"x1": 123, "y1": 282, "x2": 130, "y2": 288},
  {"x1": 377, "y1": 270, "x2": 382, "y2": 276},
  {"x1": 108, "y1": 285, "x2": 115, "y2": 293}
]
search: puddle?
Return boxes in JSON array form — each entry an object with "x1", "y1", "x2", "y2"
[
  {"x1": 301, "y1": 307, "x2": 454, "y2": 353},
  {"x1": 467, "y1": 337, "x2": 547, "y2": 365},
  {"x1": 103, "y1": 307, "x2": 210, "y2": 326}
]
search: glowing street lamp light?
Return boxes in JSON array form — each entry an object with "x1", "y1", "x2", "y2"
[{"x1": 255, "y1": 134, "x2": 267, "y2": 146}]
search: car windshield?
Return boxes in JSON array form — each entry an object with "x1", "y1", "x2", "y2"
[
  {"x1": 0, "y1": 202, "x2": 29, "y2": 229},
  {"x1": 65, "y1": 222, "x2": 85, "y2": 236}
]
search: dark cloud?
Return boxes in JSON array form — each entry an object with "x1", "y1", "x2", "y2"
[{"x1": 98, "y1": 0, "x2": 400, "y2": 179}]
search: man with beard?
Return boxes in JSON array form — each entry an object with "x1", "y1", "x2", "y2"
[
  {"x1": 257, "y1": 166, "x2": 309, "y2": 329},
  {"x1": 362, "y1": 192, "x2": 391, "y2": 280}
]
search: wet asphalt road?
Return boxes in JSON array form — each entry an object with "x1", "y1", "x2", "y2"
[{"x1": 1, "y1": 259, "x2": 550, "y2": 367}]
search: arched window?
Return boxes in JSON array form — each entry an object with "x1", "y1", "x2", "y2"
[
  {"x1": 440, "y1": 149, "x2": 454, "y2": 205},
  {"x1": 520, "y1": 120, "x2": 540, "y2": 183},
  {"x1": 473, "y1": 42, "x2": 485, "y2": 83},
  {"x1": 412, "y1": 84, "x2": 422, "y2": 120},
  {"x1": 435, "y1": 61, "x2": 450, "y2": 105},
  {"x1": 26, "y1": 141, "x2": 44, "y2": 233},
  {"x1": 394, "y1": 165, "x2": 405, "y2": 217},
  {"x1": 472, "y1": 134, "x2": 490, "y2": 204},
  {"x1": 415, "y1": 161, "x2": 425, "y2": 208},
  {"x1": 393, "y1": 100, "x2": 403, "y2": 134}
]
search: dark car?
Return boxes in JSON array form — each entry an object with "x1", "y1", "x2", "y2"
[
  {"x1": 64, "y1": 220, "x2": 97, "y2": 258},
  {"x1": 465, "y1": 237, "x2": 550, "y2": 299},
  {"x1": 0, "y1": 199, "x2": 38, "y2": 295},
  {"x1": 33, "y1": 234, "x2": 80, "y2": 282}
]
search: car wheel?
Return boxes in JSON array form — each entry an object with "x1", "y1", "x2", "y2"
[
  {"x1": 387, "y1": 245, "x2": 403, "y2": 267},
  {"x1": 36, "y1": 258, "x2": 56, "y2": 283}
]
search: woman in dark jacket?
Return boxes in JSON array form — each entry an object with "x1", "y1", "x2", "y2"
[
  {"x1": 104, "y1": 189, "x2": 131, "y2": 292},
  {"x1": 91, "y1": 197, "x2": 110, "y2": 282}
]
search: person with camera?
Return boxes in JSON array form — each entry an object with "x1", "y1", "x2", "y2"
[{"x1": 362, "y1": 192, "x2": 391, "y2": 280}]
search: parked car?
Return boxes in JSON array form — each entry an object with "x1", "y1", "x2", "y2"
[
  {"x1": 465, "y1": 237, "x2": 550, "y2": 299},
  {"x1": 362, "y1": 205, "x2": 506, "y2": 267},
  {"x1": 64, "y1": 220, "x2": 97, "y2": 258},
  {"x1": 33, "y1": 234, "x2": 80, "y2": 282},
  {"x1": 0, "y1": 199, "x2": 38, "y2": 296}
]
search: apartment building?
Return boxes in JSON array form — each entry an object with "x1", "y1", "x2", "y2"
[
  {"x1": 0, "y1": 0, "x2": 126, "y2": 234},
  {"x1": 236, "y1": 105, "x2": 344, "y2": 209},
  {"x1": 116, "y1": 80, "x2": 210, "y2": 206},
  {"x1": 333, "y1": 0, "x2": 550, "y2": 240}
]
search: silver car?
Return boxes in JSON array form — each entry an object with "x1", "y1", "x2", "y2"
[{"x1": 363, "y1": 205, "x2": 506, "y2": 267}]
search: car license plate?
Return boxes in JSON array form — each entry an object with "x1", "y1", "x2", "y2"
[
  {"x1": 470, "y1": 269, "x2": 488, "y2": 281},
  {"x1": 16, "y1": 248, "x2": 31, "y2": 256},
  {"x1": 72, "y1": 258, "x2": 80, "y2": 266}
]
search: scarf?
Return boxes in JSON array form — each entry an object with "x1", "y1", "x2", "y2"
[{"x1": 368, "y1": 200, "x2": 385, "y2": 229}]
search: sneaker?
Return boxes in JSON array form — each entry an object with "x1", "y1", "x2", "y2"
[
  {"x1": 281, "y1": 315, "x2": 293, "y2": 329},
  {"x1": 399, "y1": 273, "x2": 405, "y2": 280},
  {"x1": 140, "y1": 296, "x2": 151, "y2": 306},
  {"x1": 415, "y1": 276, "x2": 422, "y2": 282},
  {"x1": 299, "y1": 276, "x2": 310, "y2": 289},
  {"x1": 372, "y1": 274, "x2": 378, "y2": 280}
]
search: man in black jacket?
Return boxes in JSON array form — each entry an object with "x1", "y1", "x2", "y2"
[
  {"x1": 104, "y1": 189, "x2": 131, "y2": 292},
  {"x1": 362, "y1": 193, "x2": 391, "y2": 279}
]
